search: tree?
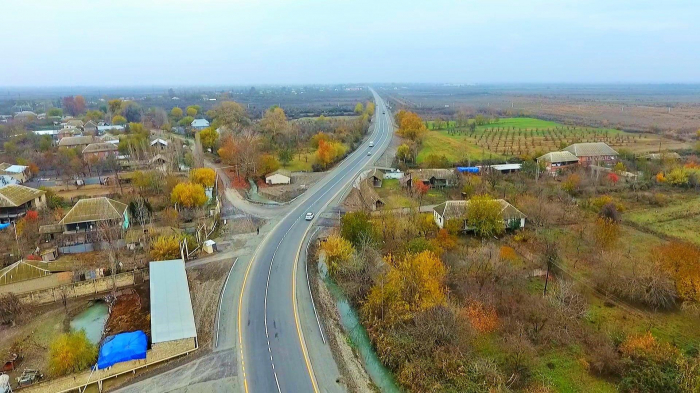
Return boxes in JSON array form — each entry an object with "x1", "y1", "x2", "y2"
[
  {"x1": 151, "y1": 235, "x2": 182, "y2": 260},
  {"x1": 108, "y1": 99, "x2": 123, "y2": 115},
  {"x1": 84, "y1": 110, "x2": 104, "y2": 123},
  {"x1": 320, "y1": 234, "x2": 354, "y2": 276},
  {"x1": 562, "y1": 173, "x2": 581, "y2": 195},
  {"x1": 186, "y1": 106, "x2": 198, "y2": 117},
  {"x1": 414, "y1": 180, "x2": 429, "y2": 207},
  {"x1": 396, "y1": 143, "x2": 413, "y2": 163},
  {"x1": 171, "y1": 182, "x2": 207, "y2": 208},
  {"x1": 354, "y1": 102, "x2": 364, "y2": 114},
  {"x1": 363, "y1": 251, "x2": 446, "y2": 327},
  {"x1": 0, "y1": 293, "x2": 24, "y2": 326},
  {"x1": 278, "y1": 147, "x2": 293, "y2": 166},
  {"x1": 47, "y1": 107, "x2": 63, "y2": 117},
  {"x1": 653, "y1": 241, "x2": 700, "y2": 302},
  {"x1": 48, "y1": 330, "x2": 97, "y2": 377},
  {"x1": 171, "y1": 107, "x2": 183, "y2": 119},
  {"x1": 365, "y1": 101, "x2": 375, "y2": 116},
  {"x1": 210, "y1": 101, "x2": 249, "y2": 130},
  {"x1": 112, "y1": 115, "x2": 127, "y2": 125},
  {"x1": 62, "y1": 96, "x2": 84, "y2": 116},
  {"x1": 261, "y1": 106, "x2": 288, "y2": 142},
  {"x1": 315, "y1": 139, "x2": 346, "y2": 169},
  {"x1": 258, "y1": 154, "x2": 280, "y2": 175},
  {"x1": 178, "y1": 116, "x2": 194, "y2": 126},
  {"x1": 199, "y1": 127, "x2": 218, "y2": 151},
  {"x1": 190, "y1": 167, "x2": 216, "y2": 188},
  {"x1": 593, "y1": 217, "x2": 620, "y2": 251},
  {"x1": 396, "y1": 111, "x2": 427, "y2": 141},
  {"x1": 466, "y1": 195, "x2": 504, "y2": 238},
  {"x1": 340, "y1": 211, "x2": 378, "y2": 247}
]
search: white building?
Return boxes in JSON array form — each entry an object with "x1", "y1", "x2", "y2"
[
  {"x1": 149, "y1": 259, "x2": 198, "y2": 350},
  {"x1": 265, "y1": 169, "x2": 292, "y2": 185}
]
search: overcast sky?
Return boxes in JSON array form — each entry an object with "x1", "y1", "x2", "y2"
[{"x1": 1, "y1": 0, "x2": 699, "y2": 86}]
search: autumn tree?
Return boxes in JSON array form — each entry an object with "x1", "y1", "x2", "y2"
[
  {"x1": 171, "y1": 107, "x2": 183, "y2": 119},
  {"x1": 396, "y1": 143, "x2": 413, "y2": 163},
  {"x1": 257, "y1": 154, "x2": 280, "y2": 175},
  {"x1": 112, "y1": 115, "x2": 127, "y2": 125},
  {"x1": 414, "y1": 180, "x2": 429, "y2": 208},
  {"x1": 84, "y1": 110, "x2": 104, "y2": 123},
  {"x1": 320, "y1": 234, "x2": 354, "y2": 276},
  {"x1": 186, "y1": 106, "x2": 198, "y2": 117},
  {"x1": 209, "y1": 101, "x2": 249, "y2": 130},
  {"x1": 48, "y1": 330, "x2": 97, "y2": 377},
  {"x1": 340, "y1": 211, "x2": 378, "y2": 247},
  {"x1": 108, "y1": 99, "x2": 123, "y2": 115},
  {"x1": 354, "y1": 102, "x2": 364, "y2": 114},
  {"x1": 396, "y1": 111, "x2": 428, "y2": 141},
  {"x1": 315, "y1": 139, "x2": 346, "y2": 169},
  {"x1": 593, "y1": 217, "x2": 620, "y2": 251},
  {"x1": 189, "y1": 167, "x2": 216, "y2": 188},
  {"x1": 562, "y1": 173, "x2": 581, "y2": 195},
  {"x1": 261, "y1": 106, "x2": 288, "y2": 142},
  {"x1": 466, "y1": 195, "x2": 504, "y2": 238},
  {"x1": 150, "y1": 235, "x2": 182, "y2": 260},
  {"x1": 365, "y1": 101, "x2": 375, "y2": 116},
  {"x1": 363, "y1": 251, "x2": 446, "y2": 327},
  {"x1": 652, "y1": 241, "x2": 700, "y2": 302},
  {"x1": 199, "y1": 127, "x2": 218, "y2": 151},
  {"x1": 171, "y1": 182, "x2": 207, "y2": 208}
]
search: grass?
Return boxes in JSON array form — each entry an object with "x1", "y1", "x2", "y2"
[
  {"x1": 418, "y1": 117, "x2": 682, "y2": 164},
  {"x1": 284, "y1": 151, "x2": 315, "y2": 172},
  {"x1": 375, "y1": 179, "x2": 415, "y2": 209},
  {"x1": 534, "y1": 347, "x2": 617, "y2": 393},
  {"x1": 626, "y1": 197, "x2": 700, "y2": 245}
]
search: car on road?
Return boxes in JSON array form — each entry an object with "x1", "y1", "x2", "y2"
[
  {"x1": 305, "y1": 212, "x2": 314, "y2": 221},
  {"x1": 367, "y1": 151, "x2": 371, "y2": 156},
  {"x1": 369, "y1": 141, "x2": 374, "y2": 147},
  {"x1": 382, "y1": 111, "x2": 385, "y2": 114}
]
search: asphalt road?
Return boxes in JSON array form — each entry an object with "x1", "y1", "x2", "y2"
[{"x1": 238, "y1": 89, "x2": 393, "y2": 393}]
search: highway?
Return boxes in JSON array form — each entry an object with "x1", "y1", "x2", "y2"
[{"x1": 238, "y1": 89, "x2": 393, "y2": 393}]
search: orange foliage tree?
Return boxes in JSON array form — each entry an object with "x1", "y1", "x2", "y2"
[
  {"x1": 362, "y1": 251, "x2": 446, "y2": 328},
  {"x1": 652, "y1": 241, "x2": 700, "y2": 302},
  {"x1": 396, "y1": 111, "x2": 427, "y2": 141},
  {"x1": 463, "y1": 301, "x2": 499, "y2": 333}
]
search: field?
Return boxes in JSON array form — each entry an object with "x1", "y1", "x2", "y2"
[
  {"x1": 418, "y1": 117, "x2": 687, "y2": 164},
  {"x1": 626, "y1": 196, "x2": 700, "y2": 246}
]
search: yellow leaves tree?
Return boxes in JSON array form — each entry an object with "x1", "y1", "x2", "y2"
[
  {"x1": 363, "y1": 251, "x2": 446, "y2": 328},
  {"x1": 48, "y1": 330, "x2": 98, "y2": 377},
  {"x1": 170, "y1": 107, "x2": 183, "y2": 119},
  {"x1": 354, "y1": 102, "x2": 364, "y2": 114},
  {"x1": 186, "y1": 105, "x2": 198, "y2": 117},
  {"x1": 190, "y1": 167, "x2": 216, "y2": 188},
  {"x1": 171, "y1": 182, "x2": 207, "y2": 208},
  {"x1": 593, "y1": 217, "x2": 620, "y2": 251},
  {"x1": 150, "y1": 235, "x2": 182, "y2": 260},
  {"x1": 257, "y1": 154, "x2": 280, "y2": 176},
  {"x1": 365, "y1": 101, "x2": 375, "y2": 116},
  {"x1": 261, "y1": 106, "x2": 287, "y2": 141},
  {"x1": 396, "y1": 111, "x2": 427, "y2": 141},
  {"x1": 315, "y1": 139, "x2": 346, "y2": 169},
  {"x1": 320, "y1": 234, "x2": 354, "y2": 276},
  {"x1": 652, "y1": 241, "x2": 700, "y2": 302},
  {"x1": 111, "y1": 115, "x2": 127, "y2": 125},
  {"x1": 199, "y1": 127, "x2": 218, "y2": 150},
  {"x1": 466, "y1": 195, "x2": 504, "y2": 238}
]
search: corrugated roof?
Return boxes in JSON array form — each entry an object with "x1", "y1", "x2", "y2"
[
  {"x1": 433, "y1": 199, "x2": 526, "y2": 221},
  {"x1": 191, "y1": 119, "x2": 209, "y2": 127},
  {"x1": 150, "y1": 138, "x2": 169, "y2": 146},
  {"x1": 58, "y1": 136, "x2": 96, "y2": 147},
  {"x1": 267, "y1": 169, "x2": 291, "y2": 178},
  {"x1": 411, "y1": 168, "x2": 455, "y2": 181},
  {"x1": 369, "y1": 168, "x2": 384, "y2": 180},
  {"x1": 563, "y1": 142, "x2": 618, "y2": 157},
  {"x1": 537, "y1": 151, "x2": 579, "y2": 163},
  {"x1": 0, "y1": 184, "x2": 45, "y2": 208},
  {"x1": 59, "y1": 197, "x2": 128, "y2": 225},
  {"x1": 82, "y1": 142, "x2": 118, "y2": 154},
  {"x1": 149, "y1": 259, "x2": 197, "y2": 344}
]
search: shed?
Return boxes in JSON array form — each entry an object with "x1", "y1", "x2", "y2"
[
  {"x1": 266, "y1": 169, "x2": 292, "y2": 185},
  {"x1": 203, "y1": 240, "x2": 217, "y2": 254},
  {"x1": 149, "y1": 259, "x2": 197, "y2": 347}
]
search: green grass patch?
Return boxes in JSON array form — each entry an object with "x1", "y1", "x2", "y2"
[
  {"x1": 534, "y1": 347, "x2": 616, "y2": 393},
  {"x1": 626, "y1": 197, "x2": 700, "y2": 246}
]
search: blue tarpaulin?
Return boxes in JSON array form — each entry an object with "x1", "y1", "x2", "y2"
[
  {"x1": 97, "y1": 331, "x2": 148, "y2": 369},
  {"x1": 0, "y1": 223, "x2": 10, "y2": 230},
  {"x1": 457, "y1": 166, "x2": 480, "y2": 173}
]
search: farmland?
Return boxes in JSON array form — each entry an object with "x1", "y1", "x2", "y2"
[
  {"x1": 626, "y1": 196, "x2": 700, "y2": 246},
  {"x1": 418, "y1": 117, "x2": 689, "y2": 164}
]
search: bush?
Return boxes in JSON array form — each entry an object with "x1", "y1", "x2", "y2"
[{"x1": 48, "y1": 330, "x2": 98, "y2": 376}]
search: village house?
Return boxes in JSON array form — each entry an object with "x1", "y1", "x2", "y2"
[
  {"x1": 83, "y1": 142, "x2": 119, "y2": 161},
  {"x1": 62, "y1": 119, "x2": 84, "y2": 130},
  {"x1": 563, "y1": 142, "x2": 618, "y2": 166},
  {"x1": 265, "y1": 169, "x2": 292, "y2": 185},
  {"x1": 97, "y1": 124, "x2": 125, "y2": 135},
  {"x1": 433, "y1": 199, "x2": 526, "y2": 231},
  {"x1": 537, "y1": 151, "x2": 580, "y2": 174},
  {"x1": 367, "y1": 168, "x2": 384, "y2": 187},
  {"x1": 191, "y1": 118, "x2": 210, "y2": 130},
  {"x1": 58, "y1": 135, "x2": 97, "y2": 150},
  {"x1": 150, "y1": 138, "x2": 169, "y2": 150},
  {"x1": 344, "y1": 179, "x2": 385, "y2": 211},
  {"x1": 58, "y1": 197, "x2": 129, "y2": 232},
  {"x1": 401, "y1": 168, "x2": 457, "y2": 189},
  {"x1": 643, "y1": 152, "x2": 681, "y2": 161},
  {"x1": 83, "y1": 120, "x2": 99, "y2": 134},
  {"x1": 0, "y1": 163, "x2": 32, "y2": 183},
  {"x1": 0, "y1": 184, "x2": 46, "y2": 223}
]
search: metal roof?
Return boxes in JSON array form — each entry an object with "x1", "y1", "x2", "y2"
[
  {"x1": 0, "y1": 184, "x2": 45, "y2": 208},
  {"x1": 59, "y1": 197, "x2": 128, "y2": 225},
  {"x1": 563, "y1": 142, "x2": 618, "y2": 157},
  {"x1": 191, "y1": 119, "x2": 210, "y2": 127},
  {"x1": 149, "y1": 259, "x2": 197, "y2": 344},
  {"x1": 58, "y1": 135, "x2": 96, "y2": 147},
  {"x1": 490, "y1": 163, "x2": 522, "y2": 171},
  {"x1": 537, "y1": 151, "x2": 580, "y2": 163},
  {"x1": 433, "y1": 199, "x2": 526, "y2": 221},
  {"x1": 82, "y1": 142, "x2": 118, "y2": 154}
]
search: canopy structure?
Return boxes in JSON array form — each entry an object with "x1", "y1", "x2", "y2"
[{"x1": 96, "y1": 331, "x2": 147, "y2": 369}]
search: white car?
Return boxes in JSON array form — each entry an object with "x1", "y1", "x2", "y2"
[
  {"x1": 305, "y1": 212, "x2": 314, "y2": 221},
  {"x1": 369, "y1": 141, "x2": 374, "y2": 147}
]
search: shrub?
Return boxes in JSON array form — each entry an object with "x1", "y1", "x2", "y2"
[{"x1": 48, "y1": 330, "x2": 98, "y2": 377}]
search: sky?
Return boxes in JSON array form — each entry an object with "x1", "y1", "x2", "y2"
[{"x1": 1, "y1": 0, "x2": 699, "y2": 86}]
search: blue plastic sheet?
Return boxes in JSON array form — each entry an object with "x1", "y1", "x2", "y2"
[
  {"x1": 97, "y1": 330, "x2": 147, "y2": 369},
  {"x1": 456, "y1": 166, "x2": 480, "y2": 173},
  {"x1": 0, "y1": 223, "x2": 10, "y2": 230}
]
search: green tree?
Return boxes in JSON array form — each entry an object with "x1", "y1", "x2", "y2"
[
  {"x1": 47, "y1": 107, "x2": 63, "y2": 117},
  {"x1": 340, "y1": 211, "x2": 378, "y2": 247},
  {"x1": 186, "y1": 106, "x2": 198, "y2": 117},
  {"x1": 178, "y1": 116, "x2": 194, "y2": 126},
  {"x1": 112, "y1": 115, "x2": 127, "y2": 125},
  {"x1": 171, "y1": 107, "x2": 183, "y2": 119},
  {"x1": 108, "y1": 99, "x2": 123, "y2": 115},
  {"x1": 209, "y1": 101, "x2": 249, "y2": 130}
]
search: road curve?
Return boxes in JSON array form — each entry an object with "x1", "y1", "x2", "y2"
[{"x1": 238, "y1": 89, "x2": 393, "y2": 393}]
